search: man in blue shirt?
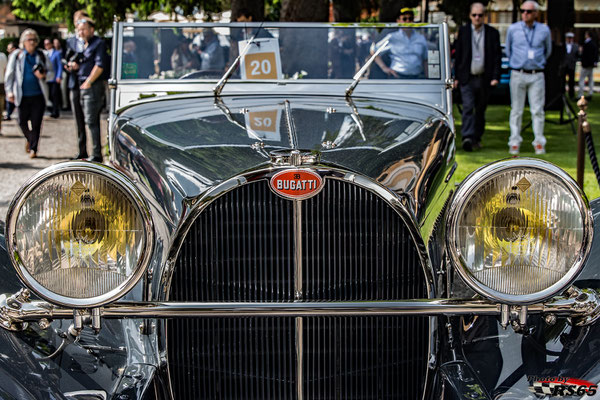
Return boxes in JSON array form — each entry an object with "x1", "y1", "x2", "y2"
[
  {"x1": 372, "y1": 9, "x2": 428, "y2": 79},
  {"x1": 69, "y1": 17, "x2": 108, "y2": 163},
  {"x1": 44, "y1": 38, "x2": 62, "y2": 118},
  {"x1": 505, "y1": 0, "x2": 551, "y2": 155}
]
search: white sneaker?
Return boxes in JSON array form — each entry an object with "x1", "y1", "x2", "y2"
[
  {"x1": 534, "y1": 144, "x2": 546, "y2": 155},
  {"x1": 509, "y1": 145, "x2": 519, "y2": 155}
]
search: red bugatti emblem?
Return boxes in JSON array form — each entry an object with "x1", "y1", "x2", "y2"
[{"x1": 270, "y1": 169, "x2": 323, "y2": 200}]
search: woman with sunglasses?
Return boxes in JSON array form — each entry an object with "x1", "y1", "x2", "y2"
[
  {"x1": 505, "y1": 0, "x2": 551, "y2": 155},
  {"x1": 4, "y1": 29, "x2": 52, "y2": 159}
]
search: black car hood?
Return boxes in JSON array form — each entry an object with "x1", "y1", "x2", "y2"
[{"x1": 113, "y1": 94, "x2": 454, "y2": 225}]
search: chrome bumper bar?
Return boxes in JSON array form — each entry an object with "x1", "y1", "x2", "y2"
[{"x1": 1, "y1": 287, "x2": 599, "y2": 331}]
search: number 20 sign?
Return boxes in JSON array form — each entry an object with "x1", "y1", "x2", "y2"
[{"x1": 238, "y1": 38, "x2": 283, "y2": 80}]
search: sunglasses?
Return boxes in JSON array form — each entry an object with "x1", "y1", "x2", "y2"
[
  {"x1": 400, "y1": 16, "x2": 414, "y2": 22},
  {"x1": 471, "y1": 13, "x2": 484, "y2": 17},
  {"x1": 520, "y1": 9, "x2": 535, "y2": 14},
  {"x1": 25, "y1": 38, "x2": 38, "y2": 42}
]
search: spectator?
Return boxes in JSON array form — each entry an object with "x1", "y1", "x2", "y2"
[
  {"x1": 65, "y1": 10, "x2": 88, "y2": 159},
  {"x1": 198, "y1": 29, "x2": 225, "y2": 71},
  {"x1": 45, "y1": 38, "x2": 62, "y2": 118},
  {"x1": 4, "y1": 41, "x2": 17, "y2": 121},
  {"x1": 171, "y1": 37, "x2": 197, "y2": 74},
  {"x1": 122, "y1": 38, "x2": 138, "y2": 79},
  {"x1": 505, "y1": 0, "x2": 551, "y2": 155},
  {"x1": 329, "y1": 29, "x2": 356, "y2": 79},
  {"x1": 372, "y1": 8, "x2": 428, "y2": 79},
  {"x1": 0, "y1": 45, "x2": 6, "y2": 134},
  {"x1": 562, "y1": 32, "x2": 577, "y2": 100},
  {"x1": 5, "y1": 29, "x2": 51, "y2": 159},
  {"x1": 579, "y1": 30, "x2": 598, "y2": 100},
  {"x1": 70, "y1": 17, "x2": 109, "y2": 163},
  {"x1": 453, "y1": 2, "x2": 501, "y2": 152}
]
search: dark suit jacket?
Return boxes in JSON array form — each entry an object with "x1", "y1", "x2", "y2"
[
  {"x1": 454, "y1": 24, "x2": 501, "y2": 85},
  {"x1": 581, "y1": 39, "x2": 598, "y2": 68},
  {"x1": 562, "y1": 43, "x2": 578, "y2": 70}
]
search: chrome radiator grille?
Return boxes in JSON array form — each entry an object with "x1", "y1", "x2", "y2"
[
  {"x1": 167, "y1": 178, "x2": 429, "y2": 399},
  {"x1": 168, "y1": 316, "x2": 428, "y2": 399},
  {"x1": 170, "y1": 179, "x2": 425, "y2": 302}
]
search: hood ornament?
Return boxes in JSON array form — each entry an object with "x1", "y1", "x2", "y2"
[{"x1": 269, "y1": 149, "x2": 320, "y2": 166}]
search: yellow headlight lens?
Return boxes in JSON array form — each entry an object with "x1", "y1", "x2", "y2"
[
  {"x1": 448, "y1": 160, "x2": 592, "y2": 303},
  {"x1": 9, "y1": 165, "x2": 151, "y2": 306}
]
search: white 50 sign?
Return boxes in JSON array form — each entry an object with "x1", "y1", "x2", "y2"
[
  {"x1": 238, "y1": 38, "x2": 283, "y2": 80},
  {"x1": 244, "y1": 108, "x2": 282, "y2": 141}
]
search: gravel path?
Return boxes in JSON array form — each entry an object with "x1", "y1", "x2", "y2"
[{"x1": 0, "y1": 112, "x2": 108, "y2": 220}]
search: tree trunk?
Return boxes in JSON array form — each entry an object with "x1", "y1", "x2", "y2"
[
  {"x1": 333, "y1": 0, "x2": 361, "y2": 22},
  {"x1": 547, "y1": 0, "x2": 575, "y2": 43},
  {"x1": 512, "y1": 0, "x2": 520, "y2": 23},
  {"x1": 280, "y1": 0, "x2": 329, "y2": 21},
  {"x1": 231, "y1": 0, "x2": 265, "y2": 21}
]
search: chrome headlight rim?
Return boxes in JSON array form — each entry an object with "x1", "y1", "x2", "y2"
[
  {"x1": 5, "y1": 161, "x2": 154, "y2": 308},
  {"x1": 446, "y1": 158, "x2": 593, "y2": 305}
]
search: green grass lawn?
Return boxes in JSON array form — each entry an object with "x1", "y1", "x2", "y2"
[{"x1": 454, "y1": 96, "x2": 600, "y2": 201}]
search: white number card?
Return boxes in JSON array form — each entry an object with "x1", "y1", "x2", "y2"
[
  {"x1": 238, "y1": 38, "x2": 283, "y2": 80},
  {"x1": 245, "y1": 108, "x2": 282, "y2": 141}
]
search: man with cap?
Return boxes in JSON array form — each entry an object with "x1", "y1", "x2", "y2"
[
  {"x1": 579, "y1": 30, "x2": 598, "y2": 100},
  {"x1": 562, "y1": 32, "x2": 577, "y2": 100},
  {"x1": 372, "y1": 8, "x2": 428, "y2": 79},
  {"x1": 453, "y1": 2, "x2": 501, "y2": 151}
]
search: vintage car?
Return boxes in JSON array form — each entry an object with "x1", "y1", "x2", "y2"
[{"x1": 1, "y1": 21, "x2": 600, "y2": 399}]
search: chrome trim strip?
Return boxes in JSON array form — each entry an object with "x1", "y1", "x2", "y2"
[
  {"x1": 284, "y1": 100, "x2": 298, "y2": 149},
  {"x1": 2, "y1": 293, "x2": 600, "y2": 321},
  {"x1": 296, "y1": 316, "x2": 304, "y2": 400},
  {"x1": 441, "y1": 22, "x2": 453, "y2": 119},
  {"x1": 4, "y1": 162, "x2": 155, "y2": 308},
  {"x1": 445, "y1": 158, "x2": 594, "y2": 305},
  {"x1": 294, "y1": 199, "x2": 303, "y2": 300}
]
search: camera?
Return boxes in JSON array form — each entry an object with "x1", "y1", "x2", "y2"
[
  {"x1": 62, "y1": 49, "x2": 85, "y2": 66},
  {"x1": 32, "y1": 63, "x2": 45, "y2": 74}
]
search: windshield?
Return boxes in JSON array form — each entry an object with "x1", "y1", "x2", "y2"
[{"x1": 117, "y1": 23, "x2": 444, "y2": 81}]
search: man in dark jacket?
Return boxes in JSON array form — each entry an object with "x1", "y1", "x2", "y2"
[
  {"x1": 453, "y1": 2, "x2": 501, "y2": 151},
  {"x1": 562, "y1": 32, "x2": 578, "y2": 99},
  {"x1": 579, "y1": 30, "x2": 598, "y2": 99}
]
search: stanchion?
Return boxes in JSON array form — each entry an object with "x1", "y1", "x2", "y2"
[
  {"x1": 577, "y1": 96, "x2": 600, "y2": 190},
  {"x1": 577, "y1": 97, "x2": 587, "y2": 188}
]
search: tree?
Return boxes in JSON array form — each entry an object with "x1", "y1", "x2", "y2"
[
  {"x1": 332, "y1": 0, "x2": 362, "y2": 22},
  {"x1": 10, "y1": 0, "x2": 228, "y2": 34},
  {"x1": 280, "y1": 0, "x2": 328, "y2": 22},
  {"x1": 230, "y1": 0, "x2": 265, "y2": 21},
  {"x1": 438, "y1": 0, "x2": 492, "y2": 27}
]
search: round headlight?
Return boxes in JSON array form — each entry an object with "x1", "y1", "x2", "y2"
[
  {"x1": 6, "y1": 162, "x2": 153, "y2": 307},
  {"x1": 446, "y1": 159, "x2": 593, "y2": 304}
]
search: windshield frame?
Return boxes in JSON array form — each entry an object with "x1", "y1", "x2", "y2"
[{"x1": 113, "y1": 21, "x2": 450, "y2": 86}]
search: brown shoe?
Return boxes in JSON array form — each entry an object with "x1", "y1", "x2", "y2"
[
  {"x1": 29, "y1": 150, "x2": 37, "y2": 159},
  {"x1": 25, "y1": 141, "x2": 30, "y2": 153}
]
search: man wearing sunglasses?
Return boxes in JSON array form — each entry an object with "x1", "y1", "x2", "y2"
[
  {"x1": 505, "y1": 0, "x2": 551, "y2": 155},
  {"x1": 453, "y1": 2, "x2": 501, "y2": 152}
]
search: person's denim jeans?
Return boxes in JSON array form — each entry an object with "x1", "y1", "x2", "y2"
[{"x1": 80, "y1": 80, "x2": 105, "y2": 159}]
